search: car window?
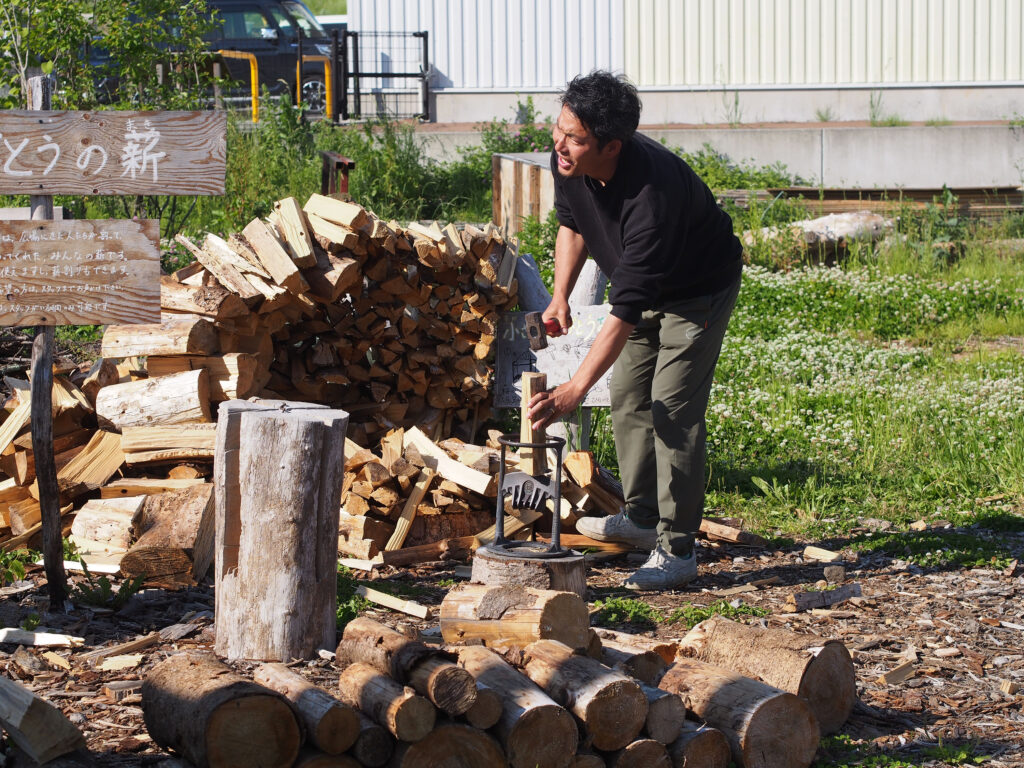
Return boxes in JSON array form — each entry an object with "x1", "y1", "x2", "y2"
[
  {"x1": 266, "y1": 7, "x2": 295, "y2": 36},
  {"x1": 281, "y1": 1, "x2": 326, "y2": 38},
  {"x1": 214, "y1": 9, "x2": 274, "y2": 40}
]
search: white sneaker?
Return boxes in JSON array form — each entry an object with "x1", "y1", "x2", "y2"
[
  {"x1": 575, "y1": 510, "x2": 657, "y2": 550},
  {"x1": 623, "y1": 546, "x2": 698, "y2": 591}
]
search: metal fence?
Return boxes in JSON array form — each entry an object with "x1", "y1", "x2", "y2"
[{"x1": 340, "y1": 31, "x2": 429, "y2": 121}]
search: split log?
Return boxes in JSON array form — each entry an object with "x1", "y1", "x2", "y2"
[
  {"x1": 69, "y1": 496, "x2": 145, "y2": 563},
  {"x1": 81, "y1": 359, "x2": 119, "y2": 405},
  {"x1": 659, "y1": 659, "x2": 819, "y2": 768},
  {"x1": 159, "y1": 275, "x2": 249, "y2": 321},
  {"x1": 102, "y1": 477, "x2": 207, "y2": 498},
  {"x1": 470, "y1": 544, "x2": 588, "y2": 600},
  {"x1": 350, "y1": 712, "x2": 394, "y2": 768},
  {"x1": 96, "y1": 369, "x2": 212, "y2": 431},
  {"x1": 121, "y1": 423, "x2": 217, "y2": 456},
  {"x1": 216, "y1": 404, "x2": 348, "y2": 660},
  {"x1": 141, "y1": 651, "x2": 301, "y2": 768},
  {"x1": 46, "y1": 429, "x2": 124, "y2": 500},
  {"x1": 700, "y1": 518, "x2": 769, "y2": 548},
  {"x1": 667, "y1": 721, "x2": 731, "y2": 768},
  {"x1": 604, "y1": 739, "x2": 670, "y2": 768},
  {"x1": 677, "y1": 617, "x2": 856, "y2": 734},
  {"x1": 253, "y1": 663, "x2": 359, "y2": 755},
  {"x1": 455, "y1": 645, "x2": 578, "y2": 768},
  {"x1": 389, "y1": 720, "x2": 507, "y2": 768},
  {"x1": 518, "y1": 372, "x2": 546, "y2": 475},
  {"x1": 638, "y1": 683, "x2": 685, "y2": 745},
  {"x1": 119, "y1": 484, "x2": 216, "y2": 585},
  {"x1": 439, "y1": 584, "x2": 590, "y2": 651},
  {"x1": 242, "y1": 217, "x2": 310, "y2": 294},
  {"x1": 336, "y1": 617, "x2": 476, "y2": 715},
  {"x1": 272, "y1": 197, "x2": 317, "y2": 267},
  {"x1": 337, "y1": 512, "x2": 394, "y2": 560},
  {"x1": 146, "y1": 354, "x2": 261, "y2": 401},
  {"x1": 462, "y1": 682, "x2": 502, "y2": 730},
  {"x1": 519, "y1": 639, "x2": 647, "y2": 751},
  {"x1": 336, "y1": 662, "x2": 435, "y2": 742},
  {"x1": 0, "y1": 674, "x2": 87, "y2": 765},
  {"x1": 378, "y1": 535, "x2": 475, "y2": 567},
  {"x1": 101, "y1": 318, "x2": 219, "y2": 358}
]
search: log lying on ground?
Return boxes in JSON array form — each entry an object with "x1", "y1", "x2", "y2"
[
  {"x1": 350, "y1": 712, "x2": 394, "y2": 768},
  {"x1": 659, "y1": 659, "x2": 819, "y2": 768},
  {"x1": 141, "y1": 651, "x2": 301, "y2": 768},
  {"x1": 571, "y1": 753, "x2": 606, "y2": 768},
  {"x1": 336, "y1": 616, "x2": 476, "y2": 716},
  {"x1": 253, "y1": 663, "x2": 359, "y2": 755},
  {"x1": 456, "y1": 645, "x2": 577, "y2": 768},
  {"x1": 440, "y1": 584, "x2": 590, "y2": 651},
  {"x1": 668, "y1": 721, "x2": 731, "y2": 768},
  {"x1": 0, "y1": 675, "x2": 87, "y2": 765},
  {"x1": 96, "y1": 369, "x2": 212, "y2": 431},
  {"x1": 119, "y1": 483, "x2": 215, "y2": 585},
  {"x1": 603, "y1": 738, "x2": 670, "y2": 768},
  {"x1": 462, "y1": 682, "x2": 503, "y2": 730},
  {"x1": 101, "y1": 318, "x2": 219, "y2": 358},
  {"x1": 388, "y1": 720, "x2": 506, "y2": 768},
  {"x1": 599, "y1": 638, "x2": 668, "y2": 686},
  {"x1": 518, "y1": 639, "x2": 647, "y2": 751},
  {"x1": 336, "y1": 662, "x2": 435, "y2": 742},
  {"x1": 677, "y1": 617, "x2": 856, "y2": 734},
  {"x1": 292, "y1": 747, "x2": 361, "y2": 768},
  {"x1": 638, "y1": 683, "x2": 686, "y2": 744},
  {"x1": 593, "y1": 629, "x2": 678, "y2": 665}
]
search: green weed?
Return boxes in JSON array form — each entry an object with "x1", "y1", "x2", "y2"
[
  {"x1": 70, "y1": 561, "x2": 146, "y2": 610},
  {"x1": 336, "y1": 564, "x2": 370, "y2": 631},
  {"x1": 849, "y1": 529, "x2": 1014, "y2": 570},
  {"x1": 0, "y1": 550, "x2": 32, "y2": 586},
  {"x1": 815, "y1": 106, "x2": 836, "y2": 122},
  {"x1": 591, "y1": 597, "x2": 664, "y2": 628},
  {"x1": 665, "y1": 600, "x2": 769, "y2": 629},
  {"x1": 20, "y1": 613, "x2": 41, "y2": 631}
]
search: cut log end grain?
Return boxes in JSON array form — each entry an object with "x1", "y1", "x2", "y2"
[
  {"x1": 668, "y1": 722, "x2": 731, "y2": 768},
  {"x1": 462, "y1": 684, "x2": 503, "y2": 730},
  {"x1": 509, "y1": 705, "x2": 579, "y2": 768},
  {"x1": 336, "y1": 663, "x2": 435, "y2": 743},
  {"x1": 389, "y1": 721, "x2": 506, "y2": 768},
  {"x1": 584, "y1": 681, "x2": 649, "y2": 750},
  {"x1": 142, "y1": 652, "x2": 300, "y2": 768},
  {"x1": 606, "y1": 739, "x2": 670, "y2": 768},
  {"x1": 408, "y1": 657, "x2": 478, "y2": 715},
  {"x1": 293, "y1": 748, "x2": 361, "y2": 768},
  {"x1": 351, "y1": 713, "x2": 393, "y2": 768},
  {"x1": 797, "y1": 642, "x2": 857, "y2": 735}
]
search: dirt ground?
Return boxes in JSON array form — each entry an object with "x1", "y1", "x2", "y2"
[{"x1": 2, "y1": 515, "x2": 1022, "y2": 767}]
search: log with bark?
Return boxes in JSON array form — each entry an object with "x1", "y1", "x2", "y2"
[
  {"x1": 350, "y1": 712, "x2": 394, "y2": 768},
  {"x1": 336, "y1": 662, "x2": 435, "y2": 742},
  {"x1": 659, "y1": 658, "x2": 819, "y2": 768},
  {"x1": 603, "y1": 738, "x2": 670, "y2": 768},
  {"x1": 335, "y1": 616, "x2": 477, "y2": 716},
  {"x1": 667, "y1": 721, "x2": 731, "y2": 768},
  {"x1": 677, "y1": 617, "x2": 856, "y2": 734},
  {"x1": 141, "y1": 651, "x2": 301, "y2": 768},
  {"x1": 455, "y1": 645, "x2": 578, "y2": 768},
  {"x1": 253, "y1": 663, "x2": 359, "y2": 755},
  {"x1": 388, "y1": 720, "x2": 507, "y2": 768},
  {"x1": 517, "y1": 639, "x2": 647, "y2": 751}
]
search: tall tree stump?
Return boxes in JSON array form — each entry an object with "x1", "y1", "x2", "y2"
[
  {"x1": 659, "y1": 659, "x2": 819, "y2": 768},
  {"x1": 678, "y1": 617, "x2": 856, "y2": 734},
  {"x1": 214, "y1": 400, "x2": 348, "y2": 660},
  {"x1": 141, "y1": 652, "x2": 300, "y2": 768}
]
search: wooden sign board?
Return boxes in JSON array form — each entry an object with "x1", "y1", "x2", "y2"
[
  {"x1": 494, "y1": 304, "x2": 613, "y2": 408},
  {"x1": 0, "y1": 219, "x2": 160, "y2": 326},
  {"x1": 0, "y1": 111, "x2": 225, "y2": 196}
]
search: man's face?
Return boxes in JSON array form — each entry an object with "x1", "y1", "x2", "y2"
[{"x1": 552, "y1": 105, "x2": 619, "y2": 181}]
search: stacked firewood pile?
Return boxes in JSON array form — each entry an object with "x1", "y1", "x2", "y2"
[
  {"x1": 98, "y1": 193, "x2": 518, "y2": 447},
  {"x1": 136, "y1": 608, "x2": 854, "y2": 768}
]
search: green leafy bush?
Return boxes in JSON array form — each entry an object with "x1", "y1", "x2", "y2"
[
  {"x1": 591, "y1": 597, "x2": 664, "y2": 627},
  {"x1": 665, "y1": 600, "x2": 769, "y2": 629},
  {"x1": 336, "y1": 563, "x2": 370, "y2": 631},
  {"x1": 71, "y1": 561, "x2": 146, "y2": 609}
]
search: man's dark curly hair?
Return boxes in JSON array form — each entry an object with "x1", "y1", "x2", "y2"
[{"x1": 560, "y1": 71, "x2": 641, "y2": 148}]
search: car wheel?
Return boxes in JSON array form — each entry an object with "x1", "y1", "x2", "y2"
[{"x1": 301, "y1": 78, "x2": 326, "y2": 114}]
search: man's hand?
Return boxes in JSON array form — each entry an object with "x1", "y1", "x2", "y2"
[
  {"x1": 527, "y1": 381, "x2": 585, "y2": 431},
  {"x1": 541, "y1": 298, "x2": 571, "y2": 338}
]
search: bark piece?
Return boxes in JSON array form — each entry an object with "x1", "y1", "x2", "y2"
[
  {"x1": 659, "y1": 659, "x2": 819, "y2": 768},
  {"x1": 440, "y1": 584, "x2": 590, "y2": 651},
  {"x1": 253, "y1": 663, "x2": 359, "y2": 754},
  {"x1": 336, "y1": 662, "x2": 435, "y2": 742},
  {"x1": 520, "y1": 639, "x2": 647, "y2": 751},
  {"x1": 456, "y1": 645, "x2": 577, "y2": 768},
  {"x1": 678, "y1": 617, "x2": 856, "y2": 734}
]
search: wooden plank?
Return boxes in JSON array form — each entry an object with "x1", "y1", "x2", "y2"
[
  {"x1": 355, "y1": 585, "x2": 432, "y2": 620},
  {"x1": 384, "y1": 469, "x2": 435, "y2": 551},
  {"x1": 101, "y1": 478, "x2": 207, "y2": 498},
  {"x1": 0, "y1": 219, "x2": 160, "y2": 326},
  {"x1": 402, "y1": 427, "x2": 493, "y2": 496},
  {"x1": 0, "y1": 110, "x2": 226, "y2": 195}
]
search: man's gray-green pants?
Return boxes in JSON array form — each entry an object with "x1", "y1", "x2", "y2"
[{"x1": 609, "y1": 274, "x2": 742, "y2": 557}]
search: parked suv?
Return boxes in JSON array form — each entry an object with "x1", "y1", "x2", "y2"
[{"x1": 206, "y1": 0, "x2": 338, "y2": 113}]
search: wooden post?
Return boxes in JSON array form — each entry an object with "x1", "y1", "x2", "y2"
[
  {"x1": 214, "y1": 400, "x2": 348, "y2": 661},
  {"x1": 26, "y1": 74, "x2": 65, "y2": 608}
]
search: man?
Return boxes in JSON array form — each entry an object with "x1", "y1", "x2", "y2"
[{"x1": 527, "y1": 71, "x2": 742, "y2": 590}]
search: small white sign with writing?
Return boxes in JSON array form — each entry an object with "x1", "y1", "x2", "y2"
[{"x1": 494, "y1": 304, "x2": 614, "y2": 407}]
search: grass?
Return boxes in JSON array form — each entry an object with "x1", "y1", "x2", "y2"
[
  {"x1": 665, "y1": 600, "x2": 769, "y2": 628},
  {"x1": 590, "y1": 596, "x2": 769, "y2": 630},
  {"x1": 815, "y1": 734, "x2": 992, "y2": 767}
]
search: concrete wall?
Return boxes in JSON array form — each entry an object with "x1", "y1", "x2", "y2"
[{"x1": 418, "y1": 124, "x2": 1024, "y2": 190}]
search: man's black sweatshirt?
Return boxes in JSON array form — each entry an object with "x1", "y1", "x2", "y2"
[{"x1": 551, "y1": 132, "x2": 743, "y2": 325}]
